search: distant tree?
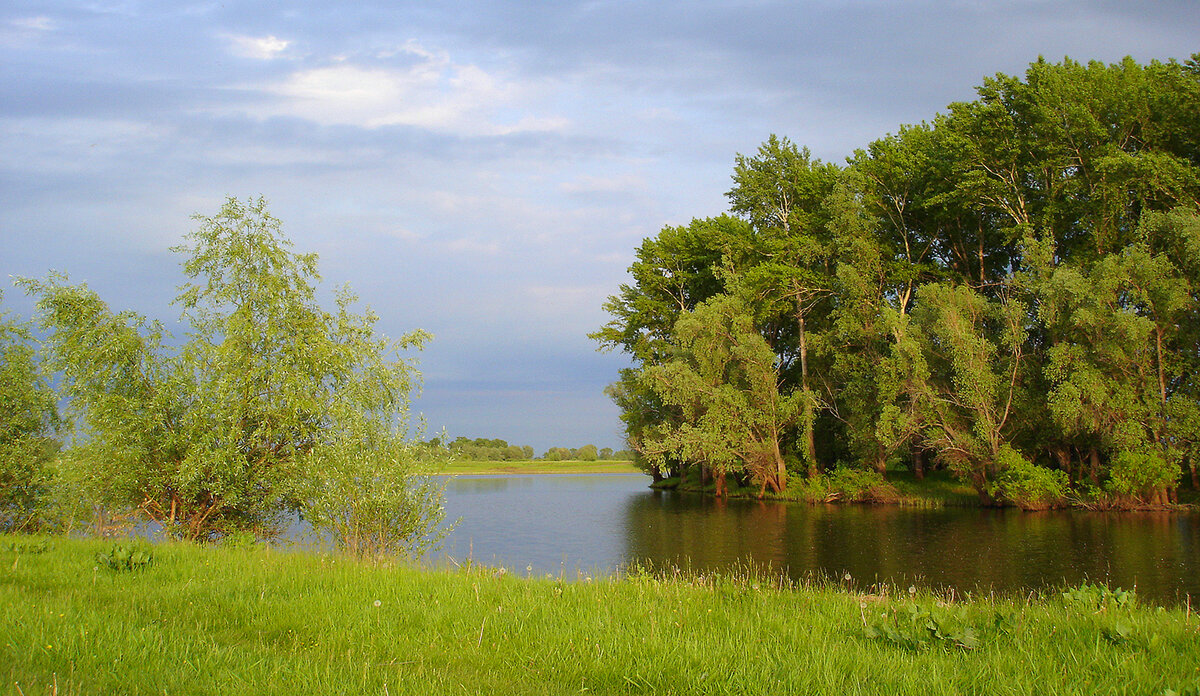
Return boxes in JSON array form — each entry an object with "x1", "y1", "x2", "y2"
[
  {"x1": 577, "y1": 444, "x2": 598, "y2": 461},
  {"x1": 599, "y1": 447, "x2": 614, "y2": 460}
]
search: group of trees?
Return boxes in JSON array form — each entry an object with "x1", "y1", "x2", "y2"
[
  {"x1": 427, "y1": 436, "x2": 632, "y2": 462},
  {"x1": 1, "y1": 198, "x2": 448, "y2": 556},
  {"x1": 594, "y1": 55, "x2": 1200, "y2": 508}
]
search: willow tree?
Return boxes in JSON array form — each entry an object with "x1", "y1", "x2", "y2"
[
  {"x1": 22, "y1": 197, "x2": 440, "y2": 542},
  {"x1": 641, "y1": 295, "x2": 801, "y2": 497},
  {"x1": 0, "y1": 293, "x2": 60, "y2": 531}
]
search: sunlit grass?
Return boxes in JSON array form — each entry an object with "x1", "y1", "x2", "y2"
[{"x1": 3, "y1": 535, "x2": 1199, "y2": 695}]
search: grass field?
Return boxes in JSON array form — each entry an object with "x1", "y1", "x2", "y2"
[
  {"x1": 3, "y1": 535, "x2": 1199, "y2": 695},
  {"x1": 436, "y1": 459, "x2": 640, "y2": 475}
]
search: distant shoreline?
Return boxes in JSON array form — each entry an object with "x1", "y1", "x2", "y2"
[{"x1": 434, "y1": 460, "x2": 640, "y2": 476}]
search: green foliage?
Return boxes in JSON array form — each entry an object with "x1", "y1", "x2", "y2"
[
  {"x1": 300, "y1": 433, "x2": 451, "y2": 561},
  {"x1": 0, "y1": 293, "x2": 60, "y2": 532},
  {"x1": 20, "y1": 197, "x2": 442, "y2": 547},
  {"x1": 1060, "y1": 583, "x2": 1136, "y2": 610},
  {"x1": 1106, "y1": 450, "x2": 1181, "y2": 501},
  {"x1": 641, "y1": 294, "x2": 801, "y2": 495},
  {"x1": 803, "y1": 466, "x2": 898, "y2": 503},
  {"x1": 595, "y1": 54, "x2": 1200, "y2": 507},
  {"x1": 987, "y1": 448, "x2": 1070, "y2": 510},
  {"x1": 95, "y1": 540, "x2": 153, "y2": 572},
  {"x1": 864, "y1": 603, "x2": 981, "y2": 651}
]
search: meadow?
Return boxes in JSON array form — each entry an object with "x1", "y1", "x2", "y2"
[{"x1": 3, "y1": 535, "x2": 1199, "y2": 695}]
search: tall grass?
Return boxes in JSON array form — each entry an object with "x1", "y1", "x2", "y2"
[{"x1": 3, "y1": 535, "x2": 1198, "y2": 695}]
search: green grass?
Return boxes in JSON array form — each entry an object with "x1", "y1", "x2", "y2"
[
  {"x1": 3, "y1": 536, "x2": 1200, "y2": 695},
  {"x1": 436, "y1": 459, "x2": 640, "y2": 475}
]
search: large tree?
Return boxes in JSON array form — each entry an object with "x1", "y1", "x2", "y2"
[{"x1": 21, "y1": 197, "x2": 438, "y2": 542}]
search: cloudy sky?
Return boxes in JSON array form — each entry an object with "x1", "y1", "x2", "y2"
[{"x1": 2, "y1": 1, "x2": 1197, "y2": 452}]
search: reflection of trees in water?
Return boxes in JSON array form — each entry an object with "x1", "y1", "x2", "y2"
[
  {"x1": 443, "y1": 476, "x2": 537, "y2": 495},
  {"x1": 621, "y1": 492, "x2": 1200, "y2": 604}
]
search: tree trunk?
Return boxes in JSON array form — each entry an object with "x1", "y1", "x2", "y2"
[
  {"x1": 911, "y1": 446, "x2": 924, "y2": 481},
  {"x1": 714, "y1": 469, "x2": 727, "y2": 498},
  {"x1": 772, "y1": 438, "x2": 787, "y2": 492},
  {"x1": 1088, "y1": 448, "x2": 1101, "y2": 486},
  {"x1": 1052, "y1": 446, "x2": 1072, "y2": 484},
  {"x1": 798, "y1": 315, "x2": 818, "y2": 478}
]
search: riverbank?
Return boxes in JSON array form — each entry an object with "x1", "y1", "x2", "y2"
[
  {"x1": 437, "y1": 459, "x2": 640, "y2": 475},
  {"x1": 653, "y1": 469, "x2": 1200, "y2": 511},
  {"x1": 3, "y1": 536, "x2": 1198, "y2": 695}
]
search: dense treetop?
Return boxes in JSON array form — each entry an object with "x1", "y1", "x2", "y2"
[{"x1": 594, "y1": 55, "x2": 1200, "y2": 508}]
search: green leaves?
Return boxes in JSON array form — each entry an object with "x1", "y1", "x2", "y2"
[
  {"x1": 20, "y1": 197, "x2": 441, "y2": 545},
  {"x1": 864, "y1": 603, "x2": 982, "y2": 652},
  {"x1": 96, "y1": 541, "x2": 154, "y2": 572}
]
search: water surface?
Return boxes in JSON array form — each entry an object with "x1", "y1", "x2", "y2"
[{"x1": 438, "y1": 474, "x2": 1200, "y2": 605}]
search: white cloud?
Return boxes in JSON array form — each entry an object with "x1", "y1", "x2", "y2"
[
  {"x1": 237, "y1": 41, "x2": 567, "y2": 137},
  {"x1": 226, "y1": 34, "x2": 291, "y2": 60},
  {"x1": 10, "y1": 16, "x2": 56, "y2": 32}
]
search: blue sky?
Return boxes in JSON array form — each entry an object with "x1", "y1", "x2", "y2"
[{"x1": 3, "y1": 1, "x2": 1198, "y2": 453}]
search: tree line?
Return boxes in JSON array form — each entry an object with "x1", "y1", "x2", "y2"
[
  {"x1": 1, "y1": 198, "x2": 447, "y2": 556},
  {"x1": 592, "y1": 55, "x2": 1200, "y2": 508},
  {"x1": 426, "y1": 436, "x2": 633, "y2": 462}
]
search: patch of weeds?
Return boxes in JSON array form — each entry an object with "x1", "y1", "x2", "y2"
[
  {"x1": 1164, "y1": 686, "x2": 1200, "y2": 696},
  {"x1": 1061, "y1": 582, "x2": 1136, "y2": 610},
  {"x1": 864, "y1": 603, "x2": 982, "y2": 651},
  {"x1": 96, "y1": 540, "x2": 153, "y2": 572},
  {"x1": 2, "y1": 539, "x2": 50, "y2": 554}
]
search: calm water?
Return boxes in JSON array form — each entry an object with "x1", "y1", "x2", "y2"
[{"x1": 438, "y1": 474, "x2": 1200, "y2": 605}]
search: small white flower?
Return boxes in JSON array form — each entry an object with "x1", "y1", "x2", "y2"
[
  {"x1": 373, "y1": 600, "x2": 382, "y2": 608},
  {"x1": 908, "y1": 585, "x2": 917, "y2": 595},
  {"x1": 843, "y1": 572, "x2": 852, "y2": 581}
]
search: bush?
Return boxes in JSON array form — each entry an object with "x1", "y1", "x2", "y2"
[
  {"x1": 809, "y1": 466, "x2": 899, "y2": 503},
  {"x1": 988, "y1": 447, "x2": 1069, "y2": 510},
  {"x1": 299, "y1": 434, "x2": 452, "y2": 561},
  {"x1": 1105, "y1": 449, "x2": 1179, "y2": 503}
]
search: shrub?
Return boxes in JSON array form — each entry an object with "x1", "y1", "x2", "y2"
[
  {"x1": 299, "y1": 434, "x2": 452, "y2": 561},
  {"x1": 988, "y1": 447, "x2": 1069, "y2": 510},
  {"x1": 819, "y1": 466, "x2": 899, "y2": 503},
  {"x1": 1105, "y1": 449, "x2": 1179, "y2": 502}
]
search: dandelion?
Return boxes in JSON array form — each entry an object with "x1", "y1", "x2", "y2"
[
  {"x1": 843, "y1": 572, "x2": 852, "y2": 581},
  {"x1": 908, "y1": 585, "x2": 917, "y2": 596},
  {"x1": 373, "y1": 599, "x2": 382, "y2": 608}
]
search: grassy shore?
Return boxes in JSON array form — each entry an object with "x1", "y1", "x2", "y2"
[
  {"x1": 437, "y1": 459, "x2": 640, "y2": 475},
  {"x1": 3, "y1": 536, "x2": 1199, "y2": 695}
]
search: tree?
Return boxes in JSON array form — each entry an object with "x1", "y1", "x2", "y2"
[
  {"x1": 0, "y1": 293, "x2": 60, "y2": 531},
  {"x1": 21, "y1": 197, "x2": 444, "y2": 543},
  {"x1": 907, "y1": 283, "x2": 1034, "y2": 503},
  {"x1": 642, "y1": 295, "x2": 802, "y2": 497},
  {"x1": 727, "y1": 135, "x2": 841, "y2": 477}
]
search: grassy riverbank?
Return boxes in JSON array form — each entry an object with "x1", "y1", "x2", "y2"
[
  {"x1": 437, "y1": 459, "x2": 640, "y2": 475},
  {"x1": 3, "y1": 536, "x2": 1199, "y2": 695}
]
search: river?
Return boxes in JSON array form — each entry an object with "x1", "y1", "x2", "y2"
[{"x1": 437, "y1": 473, "x2": 1200, "y2": 606}]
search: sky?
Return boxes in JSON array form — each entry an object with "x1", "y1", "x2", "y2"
[{"x1": 2, "y1": 1, "x2": 1198, "y2": 453}]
